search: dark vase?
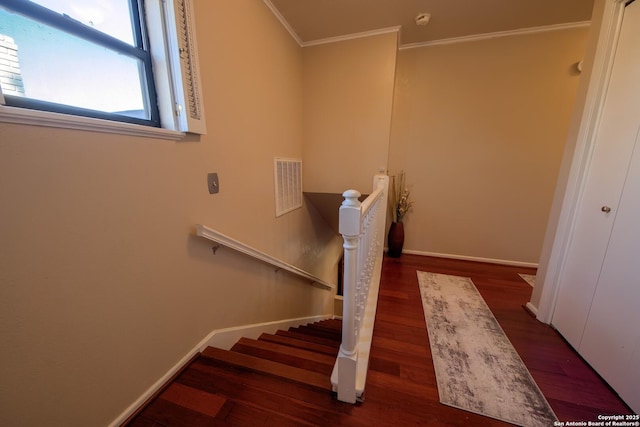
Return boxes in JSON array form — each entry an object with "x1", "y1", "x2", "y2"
[{"x1": 387, "y1": 222, "x2": 405, "y2": 258}]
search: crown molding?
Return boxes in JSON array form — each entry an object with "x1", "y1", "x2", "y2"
[
  {"x1": 400, "y1": 21, "x2": 591, "y2": 50},
  {"x1": 263, "y1": 1, "x2": 590, "y2": 51},
  {"x1": 263, "y1": 0, "x2": 303, "y2": 46},
  {"x1": 301, "y1": 26, "x2": 401, "y2": 47},
  {"x1": 263, "y1": 1, "x2": 400, "y2": 48}
]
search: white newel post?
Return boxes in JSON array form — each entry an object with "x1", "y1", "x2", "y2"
[
  {"x1": 337, "y1": 189, "x2": 362, "y2": 403},
  {"x1": 332, "y1": 175, "x2": 388, "y2": 403}
]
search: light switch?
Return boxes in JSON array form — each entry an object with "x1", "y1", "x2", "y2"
[{"x1": 207, "y1": 173, "x2": 219, "y2": 194}]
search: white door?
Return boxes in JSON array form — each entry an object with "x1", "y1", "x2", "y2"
[
  {"x1": 579, "y1": 122, "x2": 640, "y2": 412},
  {"x1": 551, "y1": 0, "x2": 640, "y2": 412},
  {"x1": 552, "y1": 0, "x2": 640, "y2": 348}
]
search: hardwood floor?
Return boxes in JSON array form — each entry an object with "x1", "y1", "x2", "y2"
[
  {"x1": 372, "y1": 254, "x2": 632, "y2": 425},
  {"x1": 125, "y1": 254, "x2": 633, "y2": 426}
]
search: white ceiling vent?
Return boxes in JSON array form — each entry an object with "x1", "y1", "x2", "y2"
[{"x1": 274, "y1": 158, "x2": 303, "y2": 217}]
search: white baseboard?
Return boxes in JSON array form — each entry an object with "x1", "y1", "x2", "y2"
[
  {"x1": 109, "y1": 314, "x2": 332, "y2": 427},
  {"x1": 400, "y1": 249, "x2": 539, "y2": 269},
  {"x1": 525, "y1": 302, "x2": 539, "y2": 318}
]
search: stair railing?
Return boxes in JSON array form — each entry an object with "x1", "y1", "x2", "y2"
[
  {"x1": 195, "y1": 224, "x2": 335, "y2": 290},
  {"x1": 331, "y1": 174, "x2": 389, "y2": 403}
]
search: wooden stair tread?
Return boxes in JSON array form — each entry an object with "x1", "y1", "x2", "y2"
[
  {"x1": 178, "y1": 359, "x2": 366, "y2": 426},
  {"x1": 231, "y1": 337, "x2": 335, "y2": 375},
  {"x1": 258, "y1": 332, "x2": 339, "y2": 356},
  {"x1": 235, "y1": 337, "x2": 336, "y2": 364},
  {"x1": 313, "y1": 318, "x2": 343, "y2": 331},
  {"x1": 294, "y1": 324, "x2": 342, "y2": 342},
  {"x1": 201, "y1": 346, "x2": 332, "y2": 391},
  {"x1": 306, "y1": 320, "x2": 343, "y2": 334},
  {"x1": 276, "y1": 329, "x2": 341, "y2": 349},
  {"x1": 129, "y1": 398, "x2": 220, "y2": 427},
  {"x1": 188, "y1": 357, "x2": 348, "y2": 414},
  {"x1": 214, "y1": 399, "x2": 313, "y2": 427},
  {"x1": 134, "y1": 391, "x2": 311, "y2": 427}
]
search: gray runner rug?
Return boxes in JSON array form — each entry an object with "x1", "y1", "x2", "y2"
[{"x1": 417, "y1": 271, "x2": 557, "y2": 427}]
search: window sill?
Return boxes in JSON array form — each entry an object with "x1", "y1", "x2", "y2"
[{"x1": 0, "y1": 105, "x2": 186, "y2": 142}]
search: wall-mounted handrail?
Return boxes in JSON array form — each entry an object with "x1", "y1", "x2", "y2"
[
  {"x1": 331, "y1": 174, "x2": 389, "y2": 403},
  {"x1": 195, "y1": 224, "x2": 336, "y2": 290}
]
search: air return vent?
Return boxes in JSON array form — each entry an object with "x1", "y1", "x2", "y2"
[{"x1": 274, "y1": 158, "x2": 302, "y2": 217}]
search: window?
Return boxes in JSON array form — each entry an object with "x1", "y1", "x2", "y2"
[{"x1": 0, "y1": 0, "x2": 205, "y2": 135}]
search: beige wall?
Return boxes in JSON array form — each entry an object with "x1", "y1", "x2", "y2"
[
  {"x1": 0, "y1": 2, "x2": 595, "y2": 423},
  {"x1": 0, "y1": 1, "x2": 339, "y2": 426},
  {"x1": 388, "y1": 28, "x2": 589, "y2": 264},
  {"x1": 302, "y1": 32, "x2": 398, "y2": 195}
]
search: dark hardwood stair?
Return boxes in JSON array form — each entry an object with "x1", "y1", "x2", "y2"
[
  {"x1": 124, "y1": 319, "x2": 356, "y2": 426},
  {"x1": 229, "y1": 337, "x2": 336, "y2": 375}
]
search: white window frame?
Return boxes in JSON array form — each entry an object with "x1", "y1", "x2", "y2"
[{"x1": 0, "y1": 0, "x2": 206, "y2": 141}]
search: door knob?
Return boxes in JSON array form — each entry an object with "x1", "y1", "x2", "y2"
[{"x1": 601, "y1": 206, "x2": 612, "y2": 213}]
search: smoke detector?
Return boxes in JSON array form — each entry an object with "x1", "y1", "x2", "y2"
[{"x1": 415, "y1": 13, "x2": 431, "y2": 26}]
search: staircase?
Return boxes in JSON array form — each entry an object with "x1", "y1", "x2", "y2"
[{"x1": 124, "y1": 319, "x2": 354, "y2": 426}]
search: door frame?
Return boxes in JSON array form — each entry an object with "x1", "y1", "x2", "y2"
[{"x1": 534, "y1": 0, "x2": 629, "y2": 324}]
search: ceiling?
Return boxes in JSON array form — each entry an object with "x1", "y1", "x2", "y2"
[{"x1": 266, "y1": 0, "x2": 594, "y2": 47}]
